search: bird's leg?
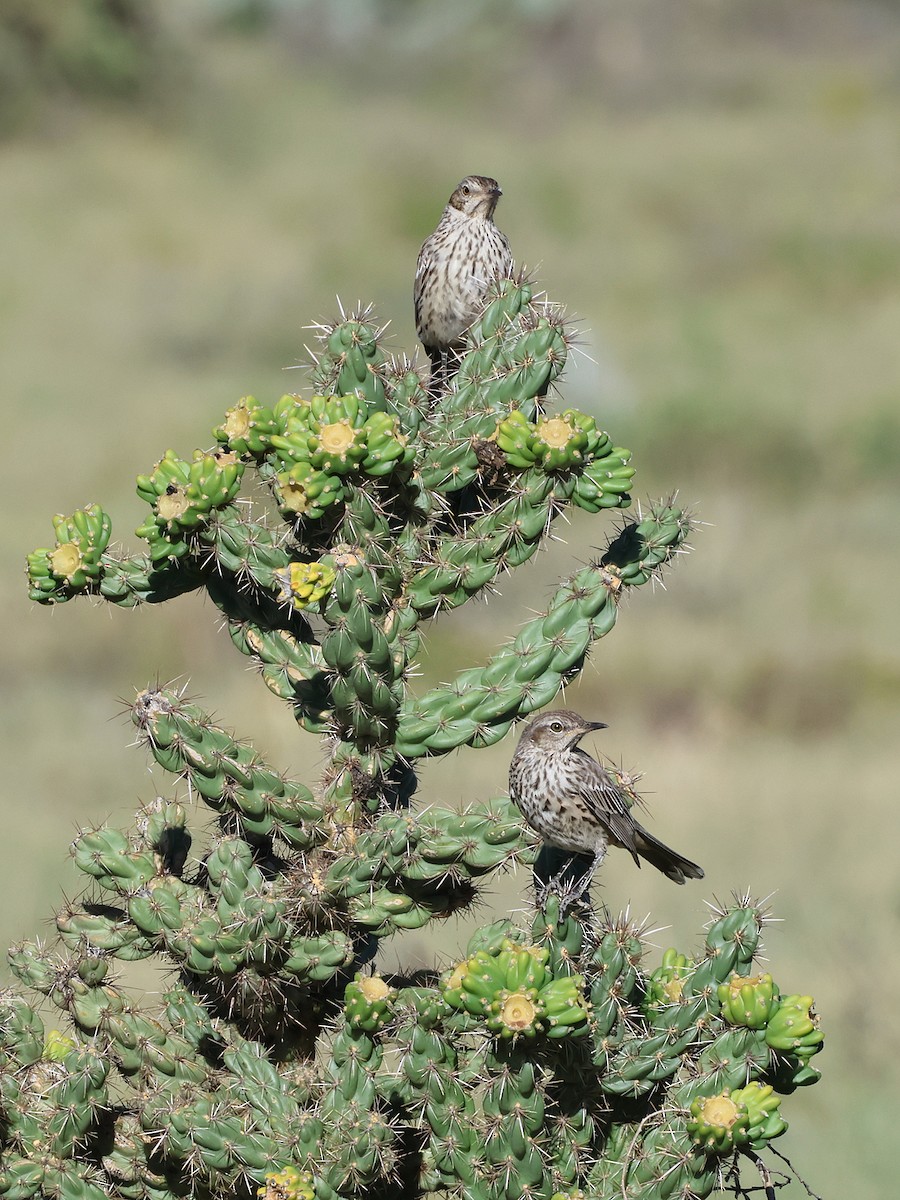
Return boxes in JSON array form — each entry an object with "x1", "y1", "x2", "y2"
[
  {"x1": 534, "y1": 846, "x2": 596, "y2": 914},
  {"x1": 568, "y1": 853, "x2": 599, "y2": 904},
  {"x1": 426, "y1": 350, "x2": 451, "y2": 400},
  {"x1": 427, "y1": 344, "x2": 468, "y2": 401},
  {"x1": 561, "y1": 847, "x2": 607, "y2": 914}
]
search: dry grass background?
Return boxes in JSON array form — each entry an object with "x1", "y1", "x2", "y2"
[{"x1": 2, "y1": 1, "x2": 899, "y2": 1194}]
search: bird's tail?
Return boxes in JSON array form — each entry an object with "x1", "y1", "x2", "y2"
[{"x1": 633, "y1": 827, "x2": 704, "y2": 885}]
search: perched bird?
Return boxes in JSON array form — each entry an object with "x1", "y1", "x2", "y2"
[
  {"x1": 414, "y1": 175, "x2": 513, "y2": 390},
  {"x1": 509, "y1": 710, "x2": 704, "y2": 899}
]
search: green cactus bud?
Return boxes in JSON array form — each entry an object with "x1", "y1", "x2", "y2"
[
  {"x1": 718, "y1": 971, "x2": 780, "y2": 1029},
  {"x1": 645, "y1": 947, "x2": 694, "y2": 1008},
  {"x1": 765, "y1": 994, "x2": 823, "y2": 1057},
  {"x1": 258, "y1": 1166, "x2": 316, "y2": 1200},
  {"x1": 571, "y1": 450, "x2": 635, "y2": 512},
  {"x1": 42, "y1": 1029, "x2": 79, "y2": 1062},
  {"x1": 215, "y1": 395, "x2": 277, "y2": 456},
  {"x1": 495, "y1": 409, "x2": 538, "y2": 468},
  {"x1": 688, "y1": 1092, "x2": 748, "y2": 1154},
  {"x1": 487, "y1": 989, "x2": 543, "y2": 1039},
  {"x1": 766, "y1": 1051, "x2": 823, "y2": 1094},
  {"x1": 272, "y1": 461, "x2": 344, "y2": 520},
  {"x1": 689, "y1": 1081, "x2": 787, "y2": 1154},
  {"x1": 308, "y1": 418, "x2": 367, "y2": 474},
  {"x1": 444, "y1": 941, "x2": 588, "y2": 1040},
  {"x1": 27, "y1": 504, "x2": 113, "y2": 601},
  {"x1": 273, "y1": 561, "x2": 336, "y2": 610},
  {"x1": 136, "y1": 448, "x2": 244, "y2": 535},
  {"x1": 542, "y1": 977, "x2": 591, "y2": 1038},
  {"x1": 495, "y1": 408, "x2": 610, "y2": 475},
  {"x1": 345, "y1": 975, "x2": 394, "y2": 1032},
  {"x1": 270, "y1": 393, "x2": 370, "y2": 477},
  {"x1": 530, "y1": 411, "x2": 592, "y2": 470},
  {"x1": 360, "y1": 411, "x2": 413, "y2": 476}
]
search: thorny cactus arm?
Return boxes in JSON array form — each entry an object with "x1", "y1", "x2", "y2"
[{"x1": 10, "y1": 280, "x2": 823, "y2": 1200}]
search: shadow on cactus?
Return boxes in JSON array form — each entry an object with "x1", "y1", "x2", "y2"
[{"x1": 13, "y1": 281, "x2": 822, "y2": 1200}]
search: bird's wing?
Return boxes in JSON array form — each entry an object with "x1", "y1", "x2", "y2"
[
  {"x1": 498, "y1": 228, "x2": 513, "y2": 271},
  {"x1": 414, "y1": 242, "x2": 429, "y2": 287},
  {"x1": 414, "y1": 219, "x2": 446, "y2": 288},
  {"x1": 413, "y1": 243, "x2": 434, "y2": 340},
  {"x1": 570, "y1": 750, "x2": 642, "y2": 863},
  {"x1": 413, "y1": 237, "x2": 439, "y2": 310}
]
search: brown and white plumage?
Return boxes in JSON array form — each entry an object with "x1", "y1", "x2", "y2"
[
  {"x1": 509, "y1": 710, "x2": 704, "y2": 892},
  {"x1": 414, "y1": 175, "x2": 513, "y2": 386}
]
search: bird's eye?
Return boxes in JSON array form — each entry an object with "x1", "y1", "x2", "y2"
[
  {"x1": 461, "y1": 184, "x2": 471, "y2": 195},
  {"x1": 549, "y1": 721, "x2": 563, "y2": 733}
]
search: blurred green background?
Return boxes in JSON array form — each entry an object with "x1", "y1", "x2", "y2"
[{"x1": 2, "y1": 0, "x2": 898, "y2": 1194}]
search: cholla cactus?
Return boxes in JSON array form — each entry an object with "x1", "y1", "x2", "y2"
[{"x1": 10, "y1": 281, "x2": 823, "y2": 1200}]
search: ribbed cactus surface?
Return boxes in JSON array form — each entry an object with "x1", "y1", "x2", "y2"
[{"x1": 10, "y1": 282, "x2": 822, "y2": 1200}]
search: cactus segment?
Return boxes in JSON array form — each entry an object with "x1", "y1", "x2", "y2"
[
  {"x1": 130, "y1": 687, "x2": 327, "y2": 850},
  {"x1": 308, "y1": 311, "x2": 389, "y2": 413},
  {"x1": 397, "y1": 502, "x2": 693, "y2": 758}
]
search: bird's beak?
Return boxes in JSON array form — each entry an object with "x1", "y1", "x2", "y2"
[
  {"x1": 569, "y1": 720, "x2": 607, "y2": 749},
  {"x1": 492, "y1": 184, "x2": 502, "y2": 197}
]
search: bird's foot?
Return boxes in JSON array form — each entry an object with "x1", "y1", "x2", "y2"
[{"x1": 533, "y1": 847, "x2": 595, "y2": 917}]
